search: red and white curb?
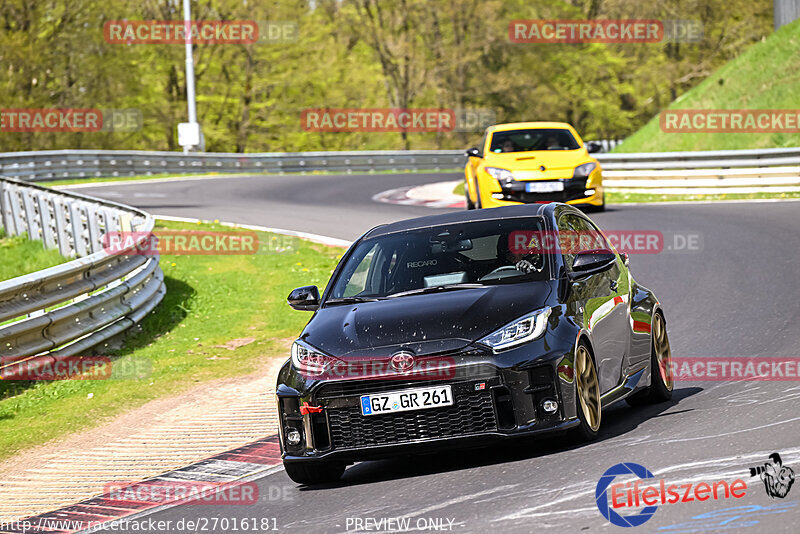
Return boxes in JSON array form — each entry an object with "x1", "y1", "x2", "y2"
[
  {"x1": 372, "y1": 181, "x2": 466, "y2": 209},
  {"x1": 2, "y1": 436, "x2": 283, "y2": 534}
]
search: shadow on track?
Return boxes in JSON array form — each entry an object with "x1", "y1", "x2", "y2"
[{"x1": 297, "y1": 386, "x2": 702, "y2": 490}]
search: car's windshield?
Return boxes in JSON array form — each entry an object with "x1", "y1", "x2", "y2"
[
  {"x1": 489, "y1": 128, "x2": 580, "y2": 153},
  {"x1": 329, "y1": 217, "x2": 551, "y2": 300}
]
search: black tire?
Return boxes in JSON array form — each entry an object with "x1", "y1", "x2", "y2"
[
  {"x1": 473, "y1": 178, "x2": 483, "y2": 209},
  {"x1": 584, "y1": 193, "x2": 605, "y2": 212},
  {"x1": 571, "y1": 341, "x2": 601, "y2": 442},
  {"x1": 465, "y1": 184, "x2": 475, "y2": 210},
  {"x1": 284, "y1": 461, "x2": 345, "y2": 485},
  {"x1": 595, "y1": 198, "x2": 606, "y2": 212},
  {"x1": 626, "y1": 312, "x2": 673, "y2": 407}
]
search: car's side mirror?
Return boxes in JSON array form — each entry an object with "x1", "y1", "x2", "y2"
[
  {"x1": 569, "y1": 249, "x2": 617, "y2": 278},
  {"x1": 287, "y1": 285, "x2": 321, "y2": 311},
  {"x1": 465, "y1": 147, "x2": 482, "y2": 158},
  {"x1": 586, "y1": 141, "x2": 602, "y2": 154}
]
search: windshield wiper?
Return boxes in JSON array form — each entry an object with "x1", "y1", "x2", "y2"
[
  {"x1": 326, "y1": 296, "x2": 381, "y2": 304},
  {"x1": 385, "y1": 283, "x2": 485, "y2": 299}
]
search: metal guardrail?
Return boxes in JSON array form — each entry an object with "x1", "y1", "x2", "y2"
[
  {"x1": 597, "y1": 147, "x2": 800, "y2": 191},
  {"x1": 597, "y1": 147, "x2": 800, "y2": 169},
  {"x1": 0, "y1": 149, "x2": 467, "y2": 180},
  {"x1": 0, "y1": 147, "x2": 798, "y2": 187},
  {"x1": 0, "y1": 177, "x2": 165, "y2": 377}
]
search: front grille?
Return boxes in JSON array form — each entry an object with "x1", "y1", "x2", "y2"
[
  {"x1": 324, "y1": 382, "x2": 498, "y2": 449},
  {"x1": 499, "y1": 177, "x2": 589, "y2": 203}
]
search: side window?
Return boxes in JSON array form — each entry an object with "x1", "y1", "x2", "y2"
[
  {"x1": 557, "y1": 214, "x2": 579, "y2": 271},
  {"x1": 558, "y1": 213, "x2": 610, "y2": 271},
  {"x1": 575, "y1": 216, "x2": 617, "y2": 255},
  {"x1": 559, "y1": 212, "x2": 621, "y2": 294},
  {"x1": 576, "y1": 216, "x2": 623, "y2": 290}
]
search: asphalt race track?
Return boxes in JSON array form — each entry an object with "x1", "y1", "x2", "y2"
[{"x1": 77, "y1": 173, "x2": 800, "y2": 533}]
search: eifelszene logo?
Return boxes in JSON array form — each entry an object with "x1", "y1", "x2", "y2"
[
  {"x1": 595, "y1": 462, "x2": 747, "y2": 527},
  {"x1": 597, "y1": 455, "x2": 795, "y2": 527}
]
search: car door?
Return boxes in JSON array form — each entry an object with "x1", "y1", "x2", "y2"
[{"x1": 558, "y1": 213, "x2": 630, "y2": 394}]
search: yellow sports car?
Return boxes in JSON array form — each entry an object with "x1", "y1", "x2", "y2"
[{"x1": 464, "y1": 122, "x2": 604, "y2": 211}]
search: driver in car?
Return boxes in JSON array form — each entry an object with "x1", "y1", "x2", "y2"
[
  {"x1": 500, "y1": 139, "x2": 516, "y2": 152},
  {"x1": 497, "y1": 232, "x2": 543, "y2": 274},
  {"x1": 544, "y1": 135, "x2": 560, "y2": 149}
]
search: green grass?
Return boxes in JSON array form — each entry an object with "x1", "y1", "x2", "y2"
[
  {"x1": 44, "y1": 168, "x2": 462, "y2": 188},
  {"x1": 0, "y1": 220, "x2": 344, "y2": 460},
  {"x1": 616, "y1": 18, "x2": 800, "y2": 152},
  {"x1": 0, "y1": 230, "x2": 69, "y2": 281}
]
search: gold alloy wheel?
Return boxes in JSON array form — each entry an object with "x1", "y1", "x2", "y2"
[
  {"x1": 575, "y1": 345, "x2": 601, "y2": 432},
  {"x1": 653, "y1": 313, "x2": 674, "y2": 391}
]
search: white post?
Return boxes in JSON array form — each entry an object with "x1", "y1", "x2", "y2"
[
  {"x1": 179, "y1": 0, "x2": 204, "y2": 152},
  {"x1": 184, "y1": 0, "x2": 196, "y2": 125}
]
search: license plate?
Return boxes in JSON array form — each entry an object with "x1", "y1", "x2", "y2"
[
  {"x1": 525, "y1": 181, "x2": 564, "y2": 193},
  {"x1": 360, "y1": 385, "x2": 453, "y2": 416}
]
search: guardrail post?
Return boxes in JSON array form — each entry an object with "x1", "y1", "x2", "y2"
[
  {"x1": 52, "y1": 196, "x2": 72, "y2": 257},
  {"x1": 38, "y1": 194, "x2": 57, "y2": 249},
  {"x1": 69, "y1": 202, "x2": 88, "y2": 257},
  {"x1": 7, "y1": 185, "x2": 24, "y2": 237},
  {"x1": 0, "y1": 181, "x2": 12, "y2": 235},
  {"x1": 22, "y1": 189, "x2": 40, "y2": 240},
  {"x1": 86, "y1": 205, "x2": 102, "y2": 254}
]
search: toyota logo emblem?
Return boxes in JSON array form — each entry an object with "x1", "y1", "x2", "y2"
[{"x1": 390, "y1": 351, "x2": 415, "y2": 372}]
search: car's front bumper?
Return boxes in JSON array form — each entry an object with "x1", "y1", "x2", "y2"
[
  {"x1": 282, "y1": 419, "x2": 580, "y2": 464},
  {"x1": 478, "y1": 171, "x2": 604, "y2": 208},
  {"x1": 276, "y1": 344, "x2": 580, "y2": 464}
]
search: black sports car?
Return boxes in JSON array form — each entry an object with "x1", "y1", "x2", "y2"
[{"x1": 276, "y1": 203, "x2": 673, "y2": 485}]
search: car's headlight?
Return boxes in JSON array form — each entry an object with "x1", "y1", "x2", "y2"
[
  {"x1": 479, "y1": 308, "x2": 551, "y2": 352},
  {"x1": 484, "y1": 167, "x2": 514, "y2": 181},
  {"x1": 291, "y1": 340, "x2": 334, "y2": 376},
  {"x1": 573, "y1": 162, "x2": 597, "y2": 179}
]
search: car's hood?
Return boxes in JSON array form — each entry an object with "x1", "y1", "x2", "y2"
[
  {"x1": 483, "y1": 149, "x2": 590, "y2": 173},
  {"x1": 303, "y1": 282, "x2": 554, "y2": 358}
]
